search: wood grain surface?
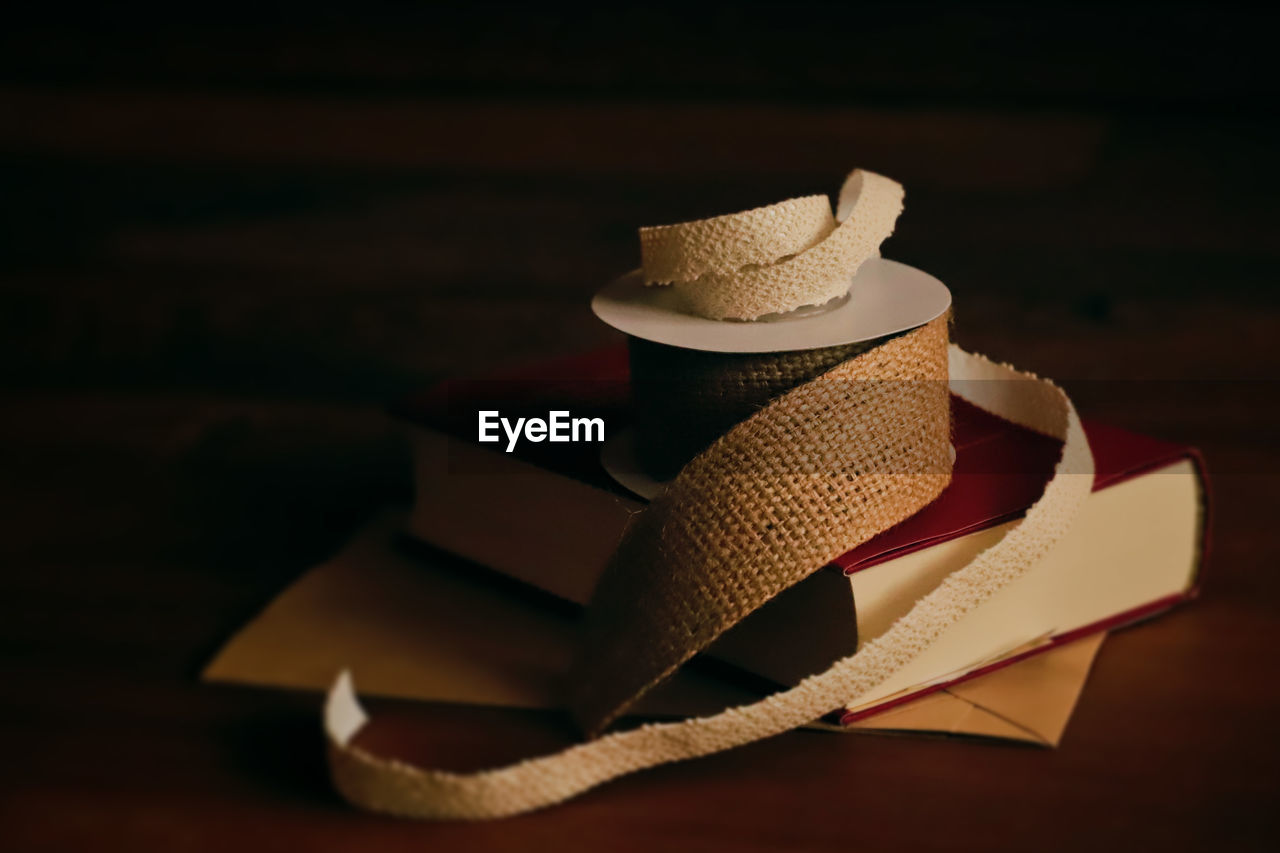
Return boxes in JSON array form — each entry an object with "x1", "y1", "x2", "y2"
[{"x1": 1, "y1": 5, "x2": 1277, "y2": 851}]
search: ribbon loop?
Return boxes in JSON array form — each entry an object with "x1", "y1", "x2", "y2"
[
  {"x1": 641, "y1": 169, "x2": 904, "y2": 320},
  {"x1": 570, "y1": 316, "x2": 953, "y2": 733},
  {"x1": 323, "y1": 171, "x2": 1095, "y2": 820},
  {"x1": 326, "y1": 342, "x2": 1093, "y2": 820},
  {"x1": 640, "y1": 194, "x2": 833, "y2": 285}
]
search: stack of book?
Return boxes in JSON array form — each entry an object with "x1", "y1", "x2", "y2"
[
  {"x1": 403, "y1": 346, "x2": 1208, "y2": 726},
  {"x1": 205, "y1": 344, "x2": 1207, "y2": 746}
]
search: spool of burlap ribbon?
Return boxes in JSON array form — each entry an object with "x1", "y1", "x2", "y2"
[
  {"x1": 628, "y1": 335, "x2": 892, "y2": 480},
  {"x1": 323, "y1": 170, "x2": 1095, "y2": 819}
]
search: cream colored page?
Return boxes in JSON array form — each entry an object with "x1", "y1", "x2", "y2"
[
  {"x1": 847, "y1": 460, "x2": 1199, "y2": 708},
  {"x1": 847, "y1": 632, "x2": 1105, "y2": 746},
  {"x1": 204, "y1": 511, "x2": 763, "y2": 718}
]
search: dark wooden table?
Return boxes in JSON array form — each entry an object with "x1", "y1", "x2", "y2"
[{"x1": 2, "y1": 8, "x2": 1278, "y2": 851}]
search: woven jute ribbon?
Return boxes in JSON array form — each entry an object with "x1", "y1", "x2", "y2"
[
  {"x1": 628, "y1": 335, "x2": 890, "y2": 479},
  {"x1": 323, "y1": 170, "x2": 1095, "y2": 819},
  {"x1": 639, "y1": 169, "x2": 904, "y2": 320}
]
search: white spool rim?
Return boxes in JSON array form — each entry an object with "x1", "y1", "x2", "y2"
[
  {"x1": 599, "y1": 427, "x2": 668, "y2": 501},
  {"x1": 591, "y1": 257, "x2": 952, "y2": 354}
]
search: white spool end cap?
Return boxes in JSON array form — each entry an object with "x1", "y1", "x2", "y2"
[{"x1": 591, "y1": 257, "x2": 952, "y2": 354}]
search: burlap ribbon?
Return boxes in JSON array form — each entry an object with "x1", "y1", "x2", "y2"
[
  {"x1": 628, "y1": 335, "x2": 891, "y2": 479},
  {"x1": 323, "y1": 170, "x2": 1095, "y2": 819},
  {"x1": 639, "y1": 170, "x2": 904, "y2": 320}
]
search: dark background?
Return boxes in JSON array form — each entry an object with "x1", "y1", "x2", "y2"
[{"x1": 2, "y1": 3, "x2": 1278, "y2": 850}]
